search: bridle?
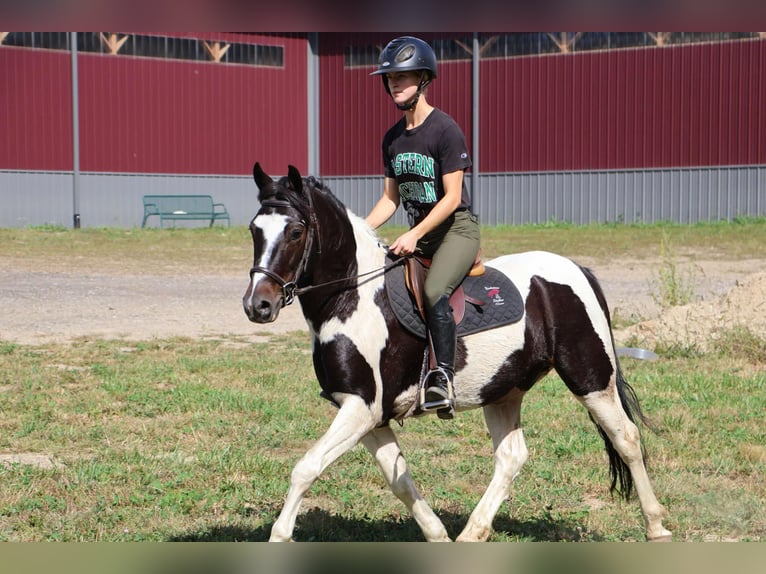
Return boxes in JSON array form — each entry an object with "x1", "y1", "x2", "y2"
[
  {"x1": 248, "y1": 197, "x2": 316, "y2": 307},
  {"x1": 248, "y1": 193, "x2": 405, "y2": 308}
]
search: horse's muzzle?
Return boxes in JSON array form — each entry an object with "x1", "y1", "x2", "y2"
[{"x1": 242, "y1": 292, "x2": 281, "y2": 323}]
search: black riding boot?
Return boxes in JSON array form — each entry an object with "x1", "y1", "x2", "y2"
[{"x1": 422, "y1": 295, "x2": 456, "y2": 419}]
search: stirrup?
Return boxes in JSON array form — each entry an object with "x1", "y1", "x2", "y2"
[{"x1": 421, "y1": 368, "x2": 455, "y2": 419}]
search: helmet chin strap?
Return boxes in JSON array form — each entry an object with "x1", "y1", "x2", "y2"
[
  {"x1": 396, "y1": 90, "x2": 421, "y2": 111},
  {"x1": 394, "y1": 72, "x2": 430, "y2": 111}
]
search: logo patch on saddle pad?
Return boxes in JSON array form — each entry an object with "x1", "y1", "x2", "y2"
[{"x1": 385, "y1": 255, "x2": 525, "y2": 339}]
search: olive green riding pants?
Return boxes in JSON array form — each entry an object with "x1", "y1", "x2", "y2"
[{"x1": 416, "y1": 210, "x2": 481, "y2": 309}]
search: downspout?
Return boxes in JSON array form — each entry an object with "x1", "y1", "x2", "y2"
[
  {"x1": 70, "y1": 32, "x2": 81, "y2": 228},
  {"x1": 471, "y1": 32, "x2": 479, "y2": 221},
  {"x1": 307, "y1": 33, "x2": 320, "y2": 177}
]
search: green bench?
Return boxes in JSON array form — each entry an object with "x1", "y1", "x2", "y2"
[{"x1": 141, "y1": 195, "x2": 230, "y2": 228}]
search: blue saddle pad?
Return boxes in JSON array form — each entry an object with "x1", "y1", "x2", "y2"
[{"x1": 384, "y1": 254, "x2": 525, "y2": 339}]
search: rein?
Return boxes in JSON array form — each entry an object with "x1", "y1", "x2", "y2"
[
  {"x1": 250, "y1": 254, "x2": 404, "y2": 307},
  {"x1": 250, "y1": 193, "x2": 405, "y2": 307}
]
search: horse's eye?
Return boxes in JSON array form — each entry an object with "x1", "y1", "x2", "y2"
[{"x1": 288, "y1": 226, "x2": 304, "y2": 241}]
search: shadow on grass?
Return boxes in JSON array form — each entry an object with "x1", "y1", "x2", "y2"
[{"x1": 170, "y1": 508, "x2": 605, "y2": 542}]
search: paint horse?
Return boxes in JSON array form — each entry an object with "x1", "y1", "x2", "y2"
[{"x1": 242, "y1": 163, "x2": 671, "y2": 542}]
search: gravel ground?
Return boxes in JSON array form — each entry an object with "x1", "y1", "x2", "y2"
[
  {"x1": 2, "y1": 256, "x2": 760, "y2": 346},
  {"x1": 1, "y1": 269, "x2": 306, "y2": 345}
]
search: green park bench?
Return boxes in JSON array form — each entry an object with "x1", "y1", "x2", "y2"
[{"x1": 141, "y1": 195, "x2": 230, "y2": 228}]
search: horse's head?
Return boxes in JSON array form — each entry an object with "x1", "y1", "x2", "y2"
[{"x1": 243, "y1": 162, "x2": 318, "y2": 323}]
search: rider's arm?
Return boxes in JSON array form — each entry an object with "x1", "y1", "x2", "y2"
[{"x1": 365, "y1": 177, "x2": 400, "y2": 229}]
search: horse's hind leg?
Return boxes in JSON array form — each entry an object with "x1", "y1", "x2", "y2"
[
  {"x1": 579, "y1": 389, "x2": 672, "y2": 541},
  {"x1": 361, "y1": 426, "x2": 451, "y2": 542},
  {"x1": 457, "y1": 390, "x2": 528, "y2": 542},
  {"x1": 269, "y1": 395, "x2": 376, "y2": 542}
]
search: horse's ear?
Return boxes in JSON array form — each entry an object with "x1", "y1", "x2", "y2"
[
  {"x1": 287, "y1": 165, "x2": 303, "y2": 193},
  {"x1": 253, "y1": 162, "x2": 273, "y2": 191}
]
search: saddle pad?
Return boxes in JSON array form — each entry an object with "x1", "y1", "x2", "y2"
[{"x1": 385, "y1": 254, "x2": 525, "y2": 339}]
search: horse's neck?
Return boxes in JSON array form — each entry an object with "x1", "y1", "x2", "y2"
[
  {"x1": 299, "y1": 208, "x2": 386, "y2": 332},
  {"x1": 346, "y1": 209, "x2": 388, "y2": 272}
]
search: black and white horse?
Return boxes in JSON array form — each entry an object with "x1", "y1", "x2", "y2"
[{"x1": 242, "y1": 163, "x2": 671, "y2": 542}]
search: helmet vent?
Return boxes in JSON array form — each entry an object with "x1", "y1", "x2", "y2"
[{"x1": 396, "y1": 45, "x2": 415, "y2": 63}]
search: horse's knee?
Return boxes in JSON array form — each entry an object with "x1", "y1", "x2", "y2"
[
  {"x1": 289, "y1": 456, "x2": 321, "y2": 492},
  {"x1": 496, "y1": 429, "x2": 528, "y2": 476},
  {"x1": 389, "y1": 474, "x2": 417, "y2": 504}
]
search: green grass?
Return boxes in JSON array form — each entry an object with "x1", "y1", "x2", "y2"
[
  {"x1": 0, "y1": 334, "x2": 763, "y2": 542},
  {"x1": 1, "y1": 219, "x2": 765, "y2": 541},
  {"x1": 0, "y1": 226, "x2": 251, "y2": 275},
  {"x1": 382, "y1": 217, "x2": 766, "y2": 262},
  {"x1": 2, "y1": 217, "x2": 765, "y2": 275}
]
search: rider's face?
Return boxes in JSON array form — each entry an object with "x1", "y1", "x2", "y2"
[{"x1": 386, "y1": 72, "x2": 420, "y2": 105}]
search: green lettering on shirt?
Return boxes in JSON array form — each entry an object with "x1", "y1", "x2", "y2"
[{"x1": 392, "y1": 153, "x2": 434, "y2": 178}]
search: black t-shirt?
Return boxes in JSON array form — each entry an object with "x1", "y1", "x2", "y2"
[{"x1": 382, "y1": 108, "x2": 472, "y2": 227}]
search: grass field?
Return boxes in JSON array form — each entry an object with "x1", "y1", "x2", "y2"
[
  {"x1": 2, "y1": 216, "x2": 766, "y2": 272},
  {"x1": 1, "y1": 220, "x2": 765, "y2": 541}
]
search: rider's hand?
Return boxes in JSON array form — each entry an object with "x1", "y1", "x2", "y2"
[{"x1": 389, "y1": 230, "x2": 419, "y2": 256}]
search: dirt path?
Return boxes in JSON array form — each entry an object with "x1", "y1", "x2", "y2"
[
  {"x1": 1, "y1": 269, "x2": 307, "y2": 345},
  {"x1": 1, "y1": 256, "x2": 762, "y2": 347}
]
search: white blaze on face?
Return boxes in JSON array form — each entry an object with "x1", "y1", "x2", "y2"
[{"x1": 245, "y1": 213, "x2": 290, "y2": 307}]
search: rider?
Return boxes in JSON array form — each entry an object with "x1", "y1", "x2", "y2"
[{"x1": 365, "y1": 36, "x2": 481, "y2": 419}]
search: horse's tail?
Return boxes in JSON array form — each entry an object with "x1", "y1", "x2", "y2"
[{"x1": 579, "y1": 264, "x2": 653, "y2": 501}]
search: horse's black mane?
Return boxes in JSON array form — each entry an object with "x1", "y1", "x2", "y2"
[{"x1": 268, "y1": 173, "x2": 346, "y2": 221}]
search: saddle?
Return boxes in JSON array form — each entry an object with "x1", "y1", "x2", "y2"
[
  {"x1": 403, "y1": 252, "x2": 487, "y2": 326},
  {"x1": 385, "y1": 252, "x2": 524, "y2": 341}
]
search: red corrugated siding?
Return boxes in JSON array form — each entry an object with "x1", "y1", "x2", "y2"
[
  {"x1": 3, "y1": 36, "x2": 764, "y2": 177},
  {"x1": 1, "y1": 33, "x2": 308, "y2": 175},
  {"x1": 319, "y1": 33, "x2": 473, "y2": 177},
  {"x1": 78, "y1": 34, "x2": 307, "y2": 175},
  {"x1": 481, "y1": 39, "x2": 766, "y2": 172},
  {"x1": 319, "y1": 34, "x2": 398, "y2": 177},
  {"x1": 0, "y1": 47, "x2": 73, "y2": 170}
]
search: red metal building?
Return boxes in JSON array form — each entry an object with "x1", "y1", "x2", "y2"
[
  {"x1": 1, "y1": 32, "x2": 308, "y2": 175},
  {"x1": 1, "y1": 32, "x2": 764, "y2": 226}
]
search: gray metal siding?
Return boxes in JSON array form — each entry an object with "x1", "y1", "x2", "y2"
[
  {"x1": 326, "y1": 166, "x2": 765, "y2": 226},
  {"x1": 2, "y1": 166, "x2": 763, "y2": 228},
  {"x1": 0, "y1": 171, "x2": 73, "y2": 227},
  {"x1": 0, "y1": 171, "x2": 255, "y2": 228}
]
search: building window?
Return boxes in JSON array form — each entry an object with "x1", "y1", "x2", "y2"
[
  {"x1": 479, "y1": 32, "x2": 763, "y2": 58},
  {"x1": 0, "y1": 32, "x2": 284, "y2": 67},
  {"x1": 345, "y1": 36, "x2": 474, "y2": 68},
  {"x1": 2, "y1": 32, "x2": 70, "y2": 50}
]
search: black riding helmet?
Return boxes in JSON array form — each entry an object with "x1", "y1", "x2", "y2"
[{"x1": 371, "y1": 36, "x2": 437, "y2": 110}]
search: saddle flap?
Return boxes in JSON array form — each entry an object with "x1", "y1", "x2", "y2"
[
  {"x1": 404, "y1": 257, "x2": 426, "y2": 319},
  {"x1": 403, "y1": 256, "x2": 466, "y2": 324}
]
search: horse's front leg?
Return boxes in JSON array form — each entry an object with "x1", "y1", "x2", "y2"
[
  {"x1": 361, "y1": 425, "x2": 451, "y2": 542},
  {"x1": 269, "y1": 395, "x2": 377, "y2": 542}
]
